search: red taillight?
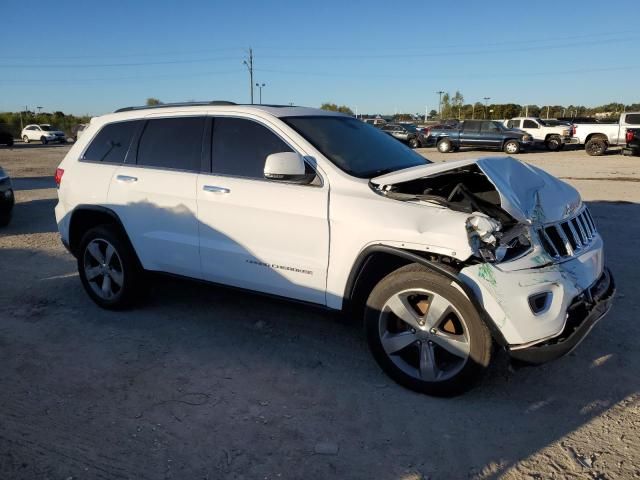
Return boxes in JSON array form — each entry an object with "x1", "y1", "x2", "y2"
[
  {"x1": 570, "y1": 124, "x2": 577, "y2": 136},
  {"x1": 54, "y1": 168, "x2": 64, "y2": 187},
  {"x1": 626, "y1": 130, "x2": 634, "y2": 143}
]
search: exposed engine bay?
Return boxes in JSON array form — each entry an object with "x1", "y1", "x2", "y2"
[{"x1": 372, "y1": 164, "x2": 534, "y2": 263}]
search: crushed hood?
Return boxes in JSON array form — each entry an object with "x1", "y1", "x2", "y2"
[{"x1": 371, "y1": 157, "x2": 581, "y2": 224}]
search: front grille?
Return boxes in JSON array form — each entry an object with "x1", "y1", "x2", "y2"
[{"x1": 536, "y1": 208, "x2": 597, "y2": 259}]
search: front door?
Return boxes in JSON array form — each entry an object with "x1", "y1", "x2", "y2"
[{"x1": 197, "y1": 116, "x2": 330, "y2": 305}]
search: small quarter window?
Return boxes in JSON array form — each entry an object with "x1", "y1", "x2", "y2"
[{"x1": 83, "y1": 120, "x2": 140, "y2": 163}]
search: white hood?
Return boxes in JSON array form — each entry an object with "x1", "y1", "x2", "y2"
[{"x1": 371, "y1": 157, "x2": 581, "y2": 224}]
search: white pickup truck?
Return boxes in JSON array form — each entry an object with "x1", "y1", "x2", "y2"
[
  {"x1": 570, "y1": 112, "x2": 640, "y2": 156},
  {"x1": 504, "y1": 117, "x2": 571, "y2": 151}
]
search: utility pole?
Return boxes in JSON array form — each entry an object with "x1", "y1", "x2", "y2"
[
  {"x1": 243, "y1": 48, "x2": 254, "y2": 104},
  {"x1": 483, "y1": 97, "x2": 490, "y2": 119},
  {"x1": 436, "y1": 91, "x2": 444, "y2": 119},
  {"x1": 525, "y1": 105, "x2": 529, "y2": 117},
  {"x1": 425, "y1": 105, "x2": 428, "y2": 123},
  {"x1": 546, "y1": 105, "x2": 550, "y2": 119}
]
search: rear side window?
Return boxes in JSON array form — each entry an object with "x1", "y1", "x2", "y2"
[
  {"x1": 83, "y1": 120, "x2": 140, "y2": 163},
  {"x1": 626, "y1": 114, "x2": 640, "y2": 125},
  {"x1": 137, "y1": 117, "x2": 205, "y2": 171},
  {"x1": 211, "y1": 117, "x2": 293, "y2": 179},
  {"x1": 463, "y1": 121, "x2": 481, "y2": 133}
]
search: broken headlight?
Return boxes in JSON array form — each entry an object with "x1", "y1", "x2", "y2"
[{"x1": 467, "y1": 214, "x2": 533, "y2": 263}]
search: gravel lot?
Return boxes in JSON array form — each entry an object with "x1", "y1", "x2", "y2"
[{"x1": 1, "y1": 143, "x2": 638, "y2": 480}]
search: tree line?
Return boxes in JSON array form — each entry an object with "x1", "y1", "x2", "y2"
[{"x1": 0, "y1": 110, "x2": 91, "y2": 138}]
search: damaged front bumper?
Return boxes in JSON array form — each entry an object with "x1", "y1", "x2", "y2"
[{"x1": 508, "y1": 268, "x2": 614, "y2": 364}]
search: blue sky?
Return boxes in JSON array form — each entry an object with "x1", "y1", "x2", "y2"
[{"x1": 1, "y1": 0, "x2": 637, "y2": 116}]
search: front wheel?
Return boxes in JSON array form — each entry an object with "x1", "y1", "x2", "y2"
[
  {"x1": 364, "y1": 264, "x2": 492, "y2": 396},
  {"x1": 545, "y1": 135, "x2": 562, "y2": 151},
  {"x1": 409, "y1": 137, "x2": 420, "y2": 149},
  {"x1": 40, "y1": 136, "x2": 48, "y2": 145},
  {"x1": 503, "y1": 140, "x2": 521, "y2": 154},
  {"x1": 78, "y1": 225, "x2": 142, "y2": 309},
  {"x1": 22, "y1": 135, "x2": 29, "y2": 144}
]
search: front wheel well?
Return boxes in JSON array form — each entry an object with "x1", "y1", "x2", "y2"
[{"x1": 344, "y1": 247, "x2": 460, "y2": 319}]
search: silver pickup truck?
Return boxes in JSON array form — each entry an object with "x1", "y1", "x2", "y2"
[{"x1": 571, "y1": 112, "x2": 640, "y2": 156}]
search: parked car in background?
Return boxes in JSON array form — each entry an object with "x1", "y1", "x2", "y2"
[
  {"x1": 0, "y1": 165, "x2": 14, "y2": 226},
  {"x1": 21, "y1": 124, "x2": 66, "y2": 144},
  {"x1": 381, "y1": 123, "x2": 426, "y2": 148},
  {"x1": 72, "y1": 123, "x2": 89, "y2": 142},
  {"x1": 504, "y1": 117, "x2": 571, "y2": 151},
  {"x1": 622, "y1": 128, "x2": 640, "y2": 156},
  {"x1": 570, "y1": 112, "x2": 640, "y2": 156},
  {"x1": 0, "y1": 123, "x2": 14, "y2": 147},
  {"x1": 363, "y1": 118, "x2": 387, "y2": 127},
  {"x1": 427, "y1": 120, "x2": 533, "y2": 154}
]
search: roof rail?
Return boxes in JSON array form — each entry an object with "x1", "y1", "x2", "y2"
[{"x1": 114, "y1": 100, "x2": 236, "y2": 113}]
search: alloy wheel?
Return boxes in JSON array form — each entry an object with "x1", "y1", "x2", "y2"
[
  {"x1": 378, "y1": 288, "x2": 470, "y2": 382},
  {"x1": 83, "y1": 238, "x2": 125, "y2": 300}
]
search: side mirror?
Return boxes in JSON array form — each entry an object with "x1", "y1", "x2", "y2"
[{"x1": 264, "y1": 152, "x2": 315, "y2": 184}]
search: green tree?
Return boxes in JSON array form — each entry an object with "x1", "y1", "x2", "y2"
[
  {"x1": 320, "y1": 102, "x2": 353, "y2": 115},
  {"x1": 146, "y1": 98, "x2": 162, "y2": 106}
]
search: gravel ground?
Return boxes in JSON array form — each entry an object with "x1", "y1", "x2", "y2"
[{"x1": 0, "y1": 143, "x2": 638, "y2": 480}]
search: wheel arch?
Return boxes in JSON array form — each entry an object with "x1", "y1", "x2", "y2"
[
  {"x1": 342, "y1": 245, "x2": 508, "y2": 347},
  {"x1": 68, "y1": 205, "x2": 136, "y2": 260},
  {"x1": 585, "y1": 132, "x2": 608, "y2": 144}
]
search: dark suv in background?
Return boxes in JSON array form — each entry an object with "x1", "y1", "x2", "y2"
[
  {"x1": 380, "y1": 123, "x2": 426, "y2": 148},
  {"x1": 427, "y1": 120, "x2": 533, "y2": 154}
]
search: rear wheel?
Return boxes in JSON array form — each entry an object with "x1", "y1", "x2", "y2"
[
  {"x1": 545, "y1": 135, "x2": 562, "y2": 151},
  {"x1": 40, "y1": 136, "x2": 48, "y2": 145},
  {"x1": 78, "y1": 225, "x2": 142, "y2": 309},
  {"x1": 503, "y1": 139, "x2": 520, "y2": 154},
  {"x1": 364, "y1": 264, "x2": 492, "y2": 396},
  {"x1": 585, "y1": 137, "x2": 607, "y2": 156},
  {"x1": 22, "y1": 135, "x2": 29, "y2": 144},
  {"x1": 409, "y1": 137, "x2": 420, "y2": 149},
  {"x1": 437, "y1": 138, "x2": 452, "y2": 153}
]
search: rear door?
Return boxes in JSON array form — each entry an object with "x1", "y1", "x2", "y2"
[
  {"x1": 461, "y1": 121, "x2": 482, "y2": 146},
  {"x1": 107, "y1": 115, "x2": 206, "y2": 278},
  {"x1": 197, "y1": 115, "x2": 329, "y2": 304}
]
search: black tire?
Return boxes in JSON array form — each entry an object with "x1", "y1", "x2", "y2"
[
  {"x1": 40, "y1": 136, "x2": 48, "y2": 145},
  {"x1": 0, "y1": 211, "x2": 11, "y2": 227},
  {"x1": 545, "y1": 135, "x2": 562, "y2": 151},
  {"x1": 437, "y1": 138, "x2": 452, "y2": 153},
  {"x1": 364, "y1": 264, "x2": 492, "y2": 396},
  {"x1": 22, "y1": 135, "x2": 29, "y2": 144},
  {"x1": 77, "y1": 225, "x2": 142, "y2": 310},
  {"x1": 585, "y1": 137, "x2": 607, "y2": 156},
  {"x1": 6, "y1": 138, "x2": 14, "y2": 147},
  {"x1": 503, "y1": 139, "x2": 521, "y2": 154},
  {"x1": 409, "y1": 137, "x2": 420, "y2": 149}
]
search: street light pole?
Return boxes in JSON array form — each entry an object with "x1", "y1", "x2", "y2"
[
  {"x1": 243, "y1": 48, "x2": 254, "y2": 104},
  {"x1": 483, "y1": 97, "x2": 491, "y2": 119},
  {"x1": 436, "y1": 91, "x2": 444, "y2": 119},
  {"x1": 255, "y1": 82, "x2": 265, "y2": 104}
]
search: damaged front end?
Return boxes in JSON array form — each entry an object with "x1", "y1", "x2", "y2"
[{"x1": 370, "y1": 157, "x2": 615, "y2": 363}]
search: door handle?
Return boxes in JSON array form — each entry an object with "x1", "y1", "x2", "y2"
[
  {"x1": 116, "y1": 175, "x2": 138, "y2": 183},
  {"x1": 203, "y1": 185, "x2": 230, "y2": 194}
]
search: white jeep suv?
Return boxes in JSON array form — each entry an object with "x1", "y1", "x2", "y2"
[{"x1": 54, "y1": 102, "x2": 615, "y2": 396}]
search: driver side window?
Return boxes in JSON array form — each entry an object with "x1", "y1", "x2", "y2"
[{"x1": 211, "y1": 117, "x2": 315, "y2": 181}]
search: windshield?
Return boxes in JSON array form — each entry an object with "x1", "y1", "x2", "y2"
[{"x1": 282, "y1": 116, "x2": 430, "y2": 178}]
